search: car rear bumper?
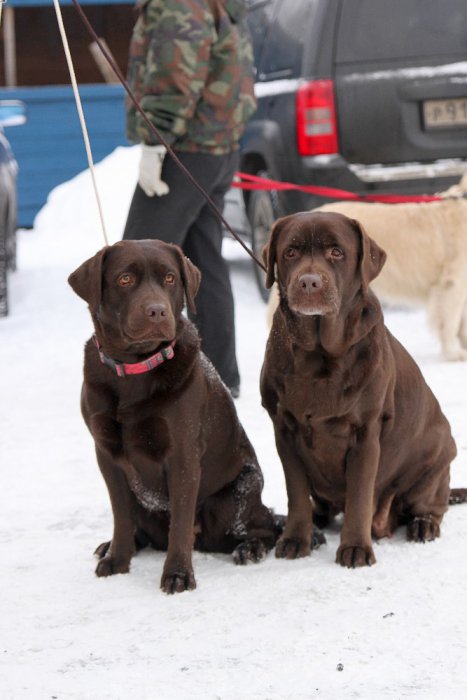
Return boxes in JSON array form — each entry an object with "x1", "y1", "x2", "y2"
[{"x1": 349, "y1": 158, "x2": 467, "y2": 183}]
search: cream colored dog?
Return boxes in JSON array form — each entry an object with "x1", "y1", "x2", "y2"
[{"x1": 266, "y1": 173, "x2": 467, "y2": 361}]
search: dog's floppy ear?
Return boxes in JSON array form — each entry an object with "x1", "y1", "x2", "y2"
[
  {"x1": 351, "y1": 219, "x2": 387, "y2": 291},
  {"x1": 68, "y1": 246, "x2": 110, "y2": 310},
  {"x1": 169, "y1": 245, "x2": 201, "y2": 314},
  {"x1": 262, "y1": 217, "x2": 286, "y2": 289}
]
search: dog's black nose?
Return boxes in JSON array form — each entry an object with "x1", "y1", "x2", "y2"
[
  {"x1": 145, "y1": 303, "x2": 168, "y2": 321},
  {"x1": 298, "y1": 273, "x2": 322, "y2": 293}
]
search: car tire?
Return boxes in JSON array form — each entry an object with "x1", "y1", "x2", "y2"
[
  {"x1": 6, "y1": 217, "x2": 17, "y2": 272},
  {"x1": 247, "y1": 170, "x2": 282, "y2": 302},
  {"x1": 0, "y1": 216, "x2": 8, "y2": 317}
]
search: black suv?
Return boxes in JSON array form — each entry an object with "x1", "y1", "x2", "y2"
[
  {"x1": 231, "y1": 0, "x2": 467, "y2": 298},
  {"x1": 0, "y1": 101, "x2": 25, "y2": 317}
]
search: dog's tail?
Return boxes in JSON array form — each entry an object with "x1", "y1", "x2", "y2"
[{"x1": 449, "y1": 488, "x2": 467, "y2": 505}]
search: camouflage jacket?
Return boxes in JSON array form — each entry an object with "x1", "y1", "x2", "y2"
[{"x1": 126, "y1": 0, "x2": 257, "y2": 154}]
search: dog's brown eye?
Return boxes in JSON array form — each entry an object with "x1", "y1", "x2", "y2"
[
  {"x1": 330, "y1": 247, "x2": 344, "y2": 259},
  {"x1": 284, "y1": 247, "x2": 298, "y2": 259},
  {"x1": 118, "y1": 273, "x2": 135, "y2": 287},
  {"x1": 165, "y1": 272, "x2": 175, "y2": 284}
]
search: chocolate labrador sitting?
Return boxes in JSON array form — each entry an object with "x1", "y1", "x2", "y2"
[
  {"x1": 68, "y1": 239, "x2": 280, "y2": 593},
  {"x1": 261, "y1": 211, "x2": 465, "y2": 567}
]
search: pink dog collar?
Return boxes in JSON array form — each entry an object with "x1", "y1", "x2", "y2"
[{"x1": 93, "y1": 335, "x2": 175, "y2": 377}]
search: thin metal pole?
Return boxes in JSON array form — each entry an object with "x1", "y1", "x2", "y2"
[
  {"x1": 3, "y1": 7, "x2": 17, "y2": 87},
  {"x1": 52, "y1": 0, "x2": 109, "y2": 246}
]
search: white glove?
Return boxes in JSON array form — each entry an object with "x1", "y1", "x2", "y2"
[{"x1": 138, "y1": 144, "x2": 169, "y2": 197}]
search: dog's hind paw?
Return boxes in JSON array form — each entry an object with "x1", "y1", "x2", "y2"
[
  {"x1": 94, "y1": 541, "x2": 111, "y2": 558},
  {"x1": 407, "y1": 514, "x2": 440, "y2": 542},
  {"x1": 94, "y1": 531, "x2": 149, "y2": 560},
  {"x1": 273, "y1": 513, "x2": 287, "y2": 535},
  {"x1": 233, "y1": 538, "x2": 267, "y2": 565},
  {"x1": 312, "y1": 527, "x2": 326, "y2": 549}
]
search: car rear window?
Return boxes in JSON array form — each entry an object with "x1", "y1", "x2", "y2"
[
  {"x1": 254, "y1": 0, "x2": 317, "y2": 79},
  {"x1": 336, "y1": 0, "x2": 467, "y2": 62},
  {"x1": 246, "y1": 0, "x2": 276, "y2": 72}
]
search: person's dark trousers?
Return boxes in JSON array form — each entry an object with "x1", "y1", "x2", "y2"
[{"x1": 123, "y1": 149, "x2": 240, "y2": 392}]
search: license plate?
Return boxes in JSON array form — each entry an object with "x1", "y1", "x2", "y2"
[{"x1": 423, "y1": 98, "x2": 467, "y2": 130}]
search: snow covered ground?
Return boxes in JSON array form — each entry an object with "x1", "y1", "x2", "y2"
[{"x1": 1, "y1": 147, "x2": 467, "y2": 699}]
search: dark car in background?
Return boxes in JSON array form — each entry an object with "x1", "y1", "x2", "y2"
[
  {"x1": 229, "y1": 0, "x2": 467, "y2": 298},
  {"x1": 0, "y1": 100, "x2": 26, "y2": 316}
]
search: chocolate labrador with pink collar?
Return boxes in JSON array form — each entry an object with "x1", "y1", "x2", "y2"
[
  {"x1": 261, "y1": 211, "x2": 463, "y2": 567},
  {"x1": 69, "y1": 239, "x2": 280, "y2": 593}
]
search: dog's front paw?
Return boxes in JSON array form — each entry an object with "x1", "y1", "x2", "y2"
[
  {"x1": 275, "y1": 536, "x2": 311, "y2": 559},
  {"x1": 160, "y1": 569, "x2": 196, "y2": 594},
  {"x1": 233, "y1": 538, "x2": 267, "y2": 565},
  {"x1": 336, "y1": 544, "x2": 376, "y2": 568},
  {"x1": 407, "y1": 515, "x2": 440, "y2": 542},
  {"x1": 444, "y1": 345, "x2": 467, "y2": 362},
  {"x1": 95, "y1": 555, "x2": 131, "y2": 577}
]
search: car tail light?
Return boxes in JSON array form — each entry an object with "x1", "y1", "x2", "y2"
[{"x1": 296, "y1": 80, "x2": 339, "y2": 156}]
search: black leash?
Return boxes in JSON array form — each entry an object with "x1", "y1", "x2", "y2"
[{"x1": 70, "y1": 0, "x2": 267, "y2": 273}]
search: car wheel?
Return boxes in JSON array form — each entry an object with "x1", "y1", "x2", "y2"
[
  {"x1": 247, "y1": 171, "x2": 282, "y2": 302},
  {"x1": 0, "y1": 216, "x2": 8, "y2": 317},
  {"x1": 6, "y1": 212, "x2": 16, "y2": 272}
]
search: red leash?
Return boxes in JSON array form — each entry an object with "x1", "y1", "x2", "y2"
[{"x1": 233, "y1": 171, "x2": 442, "y2": 204}]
